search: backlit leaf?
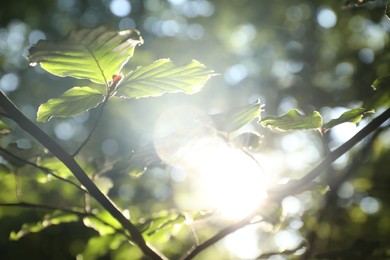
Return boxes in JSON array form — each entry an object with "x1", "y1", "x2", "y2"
[
  {"x1": 28, "y1": 26, "x2": 143, "y2": 84},
  {"x1": 10, "y1": 211, "x2": 79, "y2": 241},
  {"x1": 0, "y1": 120, "x2": 11, "y2": 135},
  {"x1": 211, "y1": 99, "x2": 262, "y2": 132},
  {"x1": 80, "y1": 234, "x2": 128, "y2": 260},
  {"x1": 37, "y1": 86, "x2": 104, "y2": 122},
  {"x1": 323, "y1": 108, "x2": 374, "y2": 129},
  {"x1": 116, "y1": 59, "x2": 216, "y2": 99},
  {"x1": 371, "y1": 75, "x2": 390, "y2": 90},
  {"x1": 365, "y1": 76, "x2": 390, "y2": 109},
  {"x1": 261, "y1": 109, "x2": 323, "y2": 131}
]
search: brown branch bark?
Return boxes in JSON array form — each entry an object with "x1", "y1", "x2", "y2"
[{"x1": 0, "y1": 91, "x2": 166, "y2": 260}]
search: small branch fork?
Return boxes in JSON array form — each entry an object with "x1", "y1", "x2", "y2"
[
  {"x1": 181, "y1": 106, "x2": 390, "y2": 259},
  {"x1": 0, "y1": 202, "x2": 131, "y2": 239},
  {"x1": 0, "y1": 146, "x2": 86, "y2": 193},
  {"x1": 0, "y1": 91, "x2": 166, "y2": 260},
  {"x1": 2, "y1": 86, "x2": 389, "y2": 259}
]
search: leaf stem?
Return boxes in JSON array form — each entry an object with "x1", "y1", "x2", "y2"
[
  {"x1": 0, "y1": 91, "x2": 166, "y2": 260},
  {"x1": 72, "y1": 96, "x2": 109, "y2": 157}
]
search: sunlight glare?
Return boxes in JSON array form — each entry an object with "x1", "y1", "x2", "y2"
[{"x1": 154, "y1": 106, "x2": 269, "y2": 219}]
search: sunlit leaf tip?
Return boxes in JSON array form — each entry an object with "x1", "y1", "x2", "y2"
[
  {"x1": 323, "y1": 108, "x2": 374, "y2": 130},
  {"x1": 371, "y1": 75, "x2": 390, "y2": 90},
  {"x1": 37, "y1": 86, "x2": 104, "y2": 122},
  {"x1": 28, "y1": 26, "x2": 143, "y2": 84},
  {"x1": 261, "y1": 109, "x2": 323, "y2": 131},
  {"x1": 116, "y1": 59, "x2": 217, "y2": 99},
  {"x1": 212, "y1": 99, "x2": 263, "y2": 132},
  {"x1": 0, "y1": 120, "x2": 11, "y2": 135}
]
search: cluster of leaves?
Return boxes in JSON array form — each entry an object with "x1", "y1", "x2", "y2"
[
  {"x1": 1, "y1": 24, "x2": 390, "y2": 259},
  {"x1": 28, "y1": 26, "x2": 216, "y2": 122}
]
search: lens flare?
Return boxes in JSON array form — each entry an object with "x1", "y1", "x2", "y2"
[{"x1": 154, "y1": 106, "x2": 268, "y2": 219}]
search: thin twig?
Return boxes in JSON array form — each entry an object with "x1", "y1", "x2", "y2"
[
  {"x1": 302, "y1": 128, "x2": 384, "y2": 260},
  {"x1": 0, "y1": 91, "x2": 166, "y2": 260},
  {"x1": 181, "y1": 107, "x2": 390, "y2": 259},
  {"x1": 0, "y1": 201, "x2": 87, "y2": 215},
  {"x1": 72, "y1": 96, "x2": 109, "y2": 157},
  {"x1": 14, "y1": 170, "x2": 22, "y2": 201},
  {"x1": 0, "y1": 146, "x2": 87, "y2": 193},
  {"x1": 269, "y1": 106, "x2": 390, "y2": 199},
  {"x1": 0, "y1": 201, "x2": 132, "y2": 239},
  {"x1": 256, "y1": 242, "x2": 306, "y2": 259},
  {"x1": 180, "y1": 213, "x2": 256, "y2": 260}
]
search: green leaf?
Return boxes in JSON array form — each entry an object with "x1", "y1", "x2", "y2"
[
  {"x1": 261, "y1": 109, "x2": 323, "y2": 131},
  {"x1": 10, "y1": 211, "x2": 79, "y2": 240},
  {"x1": 211, "y1": 99, "x2": 262, "y2": 132},
  {"x1": 371, "y1": 75, "x2": 390, "y2": 90},
  {"x1": 28, "y1": 26, "x2": 143, "y2": 84},
  {"x1": 364, "y1": 76, "x2": 390, "y2": 109},
  {"x1": 83, "y1": 211, "x2": 121, "y2": 236},
  {"x1": 116, "y1": 59, "x2": 216, "y2": 99},
  {"x1": 80, "y1": 234, "x2": 128, "y2": 260},
  {"x1": 37, "y1": 86, "x2": 104, "y2": 122},
  {"x1": 323, "y1": 108, "x2": 374, "y2": 129},
  {"x1": 0, "y1": 120, "x2": 11, "y2": 135}
]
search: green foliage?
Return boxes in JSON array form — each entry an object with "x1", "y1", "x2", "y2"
[
  {"x1": 83, "y1": 211, "x2": 121, "y2": 236},
  {"x1": 37, "y1": 86, "x2": 104, "y2": 122},
  {"x1": 365, "y1": 76, "x2": 390, "y2": 109},
  {"x1": 211, "y1": 99, "x2": 262, "y2": 132},
  {"x1": 80, "y1": 234, "x2": 129, "y2": 260},
  {"x1": 261, "y1": 109, "x2": 323, "y2": 131},
  {"x1": 116, "y1": 59, "x2": 216, "y2": 99},
  {"x1": 28, "y1": 27, "x2": 143, "y2": 84},
  {"x1": 28, "y1": 28, "x2": 215, "y2": 122},
  {"x1": 323, "y1": 108, "x2": 374, "y2": 129},
  {"x1": 2, "y1": 1, "x2": 390, "y2": 259},
  {"x1": 10, "y1": 211, "x2": 80, "y2": 241},
  {"x1": 0, "y1": 119, "x2": 11, "y2": 135}
]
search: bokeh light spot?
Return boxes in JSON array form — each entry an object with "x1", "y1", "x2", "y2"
[
  {"x1": 317, "y1": 8, "x2": 337, "y2": 29},
  {"x1": 110, "y1": 0, "x2": 131, "y2": 17}
]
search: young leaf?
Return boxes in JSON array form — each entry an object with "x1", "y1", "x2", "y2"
[
  {"x1": 28, "y1": 26, "x2": 143, "y2": 84},
  {"x1": 365, "y1": 76, "x2": 390, "y2": 110},
  {"x1": 323, "y1": 108, "x2": 374, "y2": 130},
  {"x1": 371, "y1": 75, "x2": 390, "y2": 90},
  {"x1": 10, "y1": 211, "x2": 79, "y2": 241},
  {"x1": 37, "y1": 86, "x2": 104, "y2": 122},
  {"x1": 261, "y1": 110, "x2": 323, "y2": 131},
  {"x1": 116, "y1": 59, "x2": 216, "y2": 99},
  {"x1": 0, "y1": 119, "x2": 11, "y2": 135},
  {"x1": 80, "y1": 234, "x2": 128, "y2": 260},
  {"x1": 211, "y1": 99, "x2": 262, "y2": 132}
]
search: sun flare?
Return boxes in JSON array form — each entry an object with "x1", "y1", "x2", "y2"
[{"x1": 154, "y1": 106, "x2": 269, "y2": 219}]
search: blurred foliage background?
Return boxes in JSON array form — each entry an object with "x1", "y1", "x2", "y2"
[{"x1": 1, "y1": 0, "x2": 390, "y2": 259}]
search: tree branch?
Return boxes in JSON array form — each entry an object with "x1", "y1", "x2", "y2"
[
  {"x1": 0, "y1": 91, "x2": 166, "y2": 260},
  {"x1": 181, "y1": 107, "x2": 390, "y2": 259},
  {"x1": 269, "y1": 106, "x2": 390, "y2": 199},
  {"x1": 180, "y1": 213, "x2": 256, "y2": 260}
]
